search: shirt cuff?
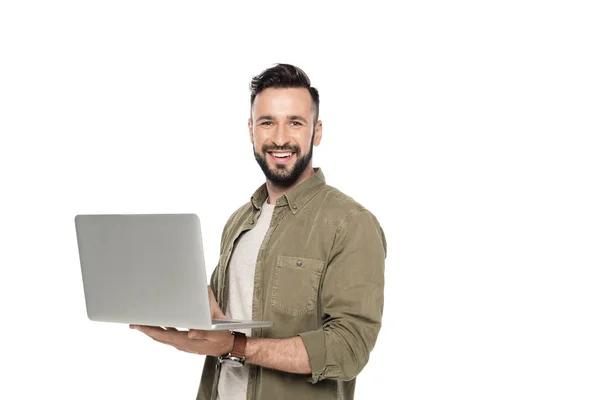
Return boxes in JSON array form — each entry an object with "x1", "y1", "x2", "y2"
[{"x1": 298, "y1": 330, "x2": 327, "y2": 384}]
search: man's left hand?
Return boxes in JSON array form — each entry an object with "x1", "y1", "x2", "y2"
[{"x1": 129, "y1": 325, "x2": 234, "y2": 358}]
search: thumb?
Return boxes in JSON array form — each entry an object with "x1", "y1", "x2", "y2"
[
  {"x1": 208, "y1": 286, "x2": 226, "y2": 319},
  {"x1": 212, "y1": 305, "x2": 226, "y2": 320}
]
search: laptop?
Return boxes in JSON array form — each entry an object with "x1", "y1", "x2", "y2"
[{"x1": 74, "y1": 213, "x2": 272, "y2": 330}]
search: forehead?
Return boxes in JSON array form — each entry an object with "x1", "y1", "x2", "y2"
[{"x1": 252, "y1": 87, "x2": 312, "y2": 117}]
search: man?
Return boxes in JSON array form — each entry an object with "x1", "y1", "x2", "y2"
[{"x1": 131, "y1": 64, "x2": 387, "y2": 400}]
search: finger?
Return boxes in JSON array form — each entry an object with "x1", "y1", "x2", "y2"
[
  {"x1": 151, "y1": 337, "x2": 170, "y2": 345},
  {"x1": 136, "y1": 326, "x2": 175, "y2": 342},
  {"x1": 164, "y1": 327, "x2": 179, "y2": 332}
]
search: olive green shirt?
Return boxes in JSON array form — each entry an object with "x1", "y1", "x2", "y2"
[{"x1": 197, "y1": 168, "x2": 387, "y2": 400}]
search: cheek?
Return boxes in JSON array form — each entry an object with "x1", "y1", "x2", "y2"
[
  {"x1": 299, "y1": 137, "x2": 313, "y2": 152},
  {"x1": 251, "y1": 136, "x2": 264, "y2": 151},
  {"x1": 253, "y1": 130, "x2": 269, "y2": 147}
]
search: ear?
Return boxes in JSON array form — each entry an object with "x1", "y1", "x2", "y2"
[
  {"x1": 248, "y1": 117, "x2": 254, "y2": 144},
  {"x1": 313, "y1": 120, "x2": 323, "y2": 146}
]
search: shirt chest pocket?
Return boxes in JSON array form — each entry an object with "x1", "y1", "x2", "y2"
[{"x1": 271, "y1": 255, "x2": 325, "y2": 317}]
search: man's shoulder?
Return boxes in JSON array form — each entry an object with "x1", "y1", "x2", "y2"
[
  {"x1": 311, "y1": 184, "x2": 377, "y2": 228},
  {"x1": 319, "y1": 183, "x2": 363, "y2": 208},
  {"x1": 317, "y1": 184, "x2": 386, "y2": 255}
]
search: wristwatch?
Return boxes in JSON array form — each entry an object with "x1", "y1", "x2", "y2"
[{"x1": 219, "y1": 331, "x2": 247, "y2": 366}]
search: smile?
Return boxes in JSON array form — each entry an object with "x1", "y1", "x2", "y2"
[
  {"x1": 270, "y1": 152, "x2": 293, "y2": 158},
  {"x1": 267, "y1": 151, "x2": 296, "y2": 164}
]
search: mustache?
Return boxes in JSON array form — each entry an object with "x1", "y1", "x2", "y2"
[{"x1": 262, "y1": 144, "x2": 300, "y2": 153}]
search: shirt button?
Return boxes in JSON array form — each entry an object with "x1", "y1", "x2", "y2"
[
  {"x1": 297, "y1": 260, "x2": 303, "y2": 267},
  {"x1": 250, "y1": 220, "x2": 254, "y2": 224},
  {"x1": 292, "y1": 204, "x2": 298, "y2": 210}
]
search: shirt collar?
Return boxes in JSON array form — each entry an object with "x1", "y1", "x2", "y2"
[{"x1": 250, "y1": 168, "x2": 326, "y2": 214}]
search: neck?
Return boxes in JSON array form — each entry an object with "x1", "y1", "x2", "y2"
[{"x1": 266, "y1": 164, "x2": 315, "y2": 205}]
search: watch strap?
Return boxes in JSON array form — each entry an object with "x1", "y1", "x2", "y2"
[{"x1": 230, "y1": 331, "x2": 247, "y2": 359}]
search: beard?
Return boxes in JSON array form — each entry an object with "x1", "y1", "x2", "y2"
[{"x1": 254, "y1": 134, "x2": 314, "y2": 188}]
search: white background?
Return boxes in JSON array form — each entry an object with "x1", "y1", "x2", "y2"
[{"x1": 1, "y1": 1, "x2": 599, "y2": 399}]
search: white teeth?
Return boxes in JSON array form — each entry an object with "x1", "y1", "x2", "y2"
[{"x1": 271, "y1": 152, "x2": 292, "y2": 158}]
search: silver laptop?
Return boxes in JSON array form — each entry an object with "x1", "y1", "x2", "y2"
[{"x1": 74, "y1": 213, "x2": 272, "y2": 330}]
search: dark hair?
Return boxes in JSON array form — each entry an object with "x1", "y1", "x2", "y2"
[{"x1": 249, "y1": 63, "x2": 320, "y2": 123}]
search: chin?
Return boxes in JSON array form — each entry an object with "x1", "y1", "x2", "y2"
[
  {"x1": 271, "y1": 170, "x2": 293, "y2": 180},
  {"x1": 270, "y1": 162, "x2": 293, "y2": 171}
]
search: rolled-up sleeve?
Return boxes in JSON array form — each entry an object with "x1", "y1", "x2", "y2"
[{"x1": 299, "y1": 209, "x2": 387, "y2": 383}]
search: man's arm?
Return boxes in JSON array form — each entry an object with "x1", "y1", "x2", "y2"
[
  {"x1": 245, "y1": 336, "x2": 311, "y2": 374},
  {"x1": 298, "y1": 209, "x2": 387, "y2": 383}
]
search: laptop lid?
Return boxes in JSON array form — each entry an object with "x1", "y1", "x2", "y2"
[{"x1": 75, "y1": 214, "x2": 213, "y2": 329}]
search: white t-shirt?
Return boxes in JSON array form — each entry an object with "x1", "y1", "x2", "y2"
[{"x1": 217, "y1": 201, "x2": 275, "y2": 400}]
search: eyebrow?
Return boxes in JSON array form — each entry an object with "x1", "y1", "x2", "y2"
[
  {"x1": 256, "y1": 115, "x2": 275, "y2": 123},
  {"x1": 288, "y1": 115, "x2": 309, "y2": 124},
  {"x1": 256, "y1": 115, "x2": 309, "y2": 124}
]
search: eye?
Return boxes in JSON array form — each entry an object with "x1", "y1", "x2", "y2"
[
  {"x1": 290, "y1": 121, "x2": 302, "y2": 126},
  {"x1": 261, "y1": 121, "x2": 274, "y2": 126}
]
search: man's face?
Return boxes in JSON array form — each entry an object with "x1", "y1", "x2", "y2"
[{"x1": 249, "y1": 87, "x2": 322, "y2": 187}]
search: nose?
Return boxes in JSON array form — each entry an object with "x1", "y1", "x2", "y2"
[{"x1": 272, "y1": 124, "x2": 290, "y2": 147}]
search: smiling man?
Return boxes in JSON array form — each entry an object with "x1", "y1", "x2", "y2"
[{"x1": 132, "y1": 64, "x2": 387, "y2": 400}]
